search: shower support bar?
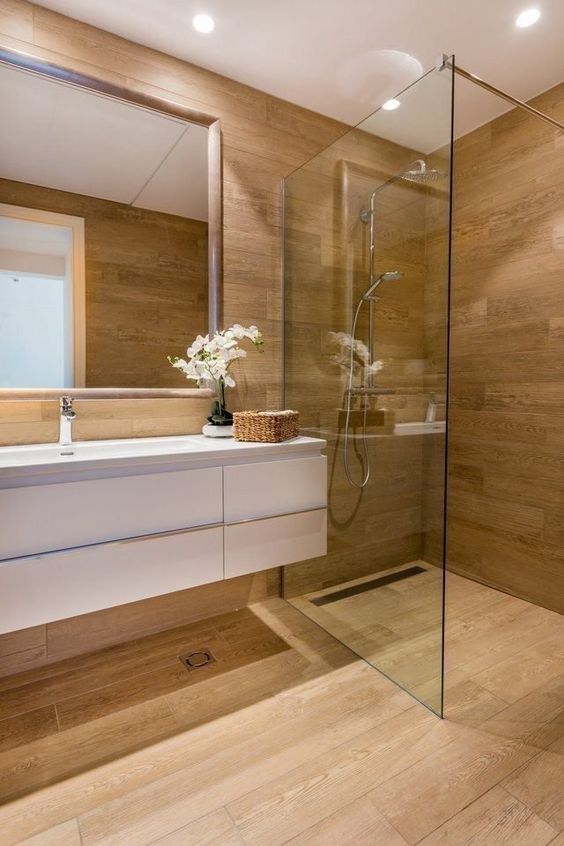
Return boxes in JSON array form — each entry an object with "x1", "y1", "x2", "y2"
[{"x1": 439, "y1": 55, "x2": 564, "y2": 133}]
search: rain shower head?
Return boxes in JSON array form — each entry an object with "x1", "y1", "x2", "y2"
[
  {"x1": 362, "y1": 270, "x2": 404, "y2": 300},
  {"x1": 402, "y1": 159, "x2": 443, "y2": 183},
  {"x1": 359, "y1": 159, "x2": 444, "y2": 222}
]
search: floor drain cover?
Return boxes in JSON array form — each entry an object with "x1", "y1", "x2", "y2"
[{"x1": 179, "y1": 648, "x2": 216, "y2": 671}]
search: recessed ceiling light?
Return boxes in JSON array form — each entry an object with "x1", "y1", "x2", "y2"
[
  {"x1": 515, "y1": 8, "x2": 541, "y2": 27},
  {"x1": 382, "y1": 98, "x2": 401, "y2": 111},
  {"x1": 193, "y1": 13, "x2": 215, "y2": 33}
]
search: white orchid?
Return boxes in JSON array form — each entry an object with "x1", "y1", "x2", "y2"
[
  {"x1": 169, "y1": 325, "x2": 263, "y2": 424},
  {"x1": 327, "y1": 331, "x2": 383, "y2": 384}
]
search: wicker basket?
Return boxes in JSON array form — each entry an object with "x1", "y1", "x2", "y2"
[{"x1": 233, "y1": 410, "x2": 299, "y2": 443}]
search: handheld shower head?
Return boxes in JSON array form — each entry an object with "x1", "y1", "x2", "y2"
[
  {"x1": 362, "y1": 270, "x2": 403, "y2": 300},
  {"x1": 344, "y1": 268, "x2": 404, "y2": 488}
]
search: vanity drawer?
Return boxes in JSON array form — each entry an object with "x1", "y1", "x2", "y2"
[
  {"x1": 0, "y1": 525, "x2": 223, "y2": 634},
  {"x1": 0, "y1": 467, "x2": 222, "y2": 560},
  {"x1": 224, "y1": 508, "x2": 327, "y2": 579},
  {"x1": 223, "y1": 456, "x2": 327, "y2": 523}
]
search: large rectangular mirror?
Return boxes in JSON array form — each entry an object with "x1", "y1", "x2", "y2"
[{"x1": 0, "y1": 50, "x2": 221, "y2": 394}]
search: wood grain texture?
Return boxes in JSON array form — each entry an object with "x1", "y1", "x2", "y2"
[
  {"x1": 0, "y1": 570, "x2": 278, "y2": 677},
  {"x1": 282, "y1": 794, "x2": 410, "y2": 846},
  {"x1": 0, "y1": 626, "x2": 46, "y2": 677},
  {"x1": 416, "y1": 785, "x2": 557, "y2": 845},
  {"x1": 0, "y1": 396, "x2": 213, "y2": 445},
  {"x1": 0, "y1": 0, "x2": 347, "y2": 446},
  {"x1": 449, "y1": 81, "x2": 564, "y2": 614},
  {"x1": 289, "y1": 561, "x2": 444, "y2": 713},
  {"x1": 0, "y1": 387, "x2": 213, "y2": 400},
  {"x1": 0, "y1": 576, "x2": 562, "y2": 846},
  {"x1": 143, "y1": 809, "x2": 245, "y2": 846},
  {"x1": 283, "y1": 125, "x2": 450, "y2": 595},
  {"x1": 12, "y1": 820, "x2": 82, "y2": 846},
  {"x1": 0, "y1": 0, "x2": 31, "y2": 41},
  {"x1": 0, "y1": 706, "x2": 58, "y2": 753},
  {"x1": 503, "y1": 750, "x2": 564, "y2": 832}
]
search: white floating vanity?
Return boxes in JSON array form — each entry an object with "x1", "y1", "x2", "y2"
[{"x1": 0, "y1": 435, "x2": 327, "y2": 635}]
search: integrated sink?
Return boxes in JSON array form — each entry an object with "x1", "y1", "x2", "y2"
[
  {"x1": 0, "y1": 435, "x2": 207, "y2": 468},
  {"x1": 0, "y1": 434, "x2": 323, "y2": 486}
]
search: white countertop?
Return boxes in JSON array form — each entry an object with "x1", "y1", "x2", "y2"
[{"x1": 0, "y1": 434, "x2": 327, "y2": 487}]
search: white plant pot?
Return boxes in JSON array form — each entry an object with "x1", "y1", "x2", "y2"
[{"x1": 202, "y1": 423, "x2": 234, "y2": 438}]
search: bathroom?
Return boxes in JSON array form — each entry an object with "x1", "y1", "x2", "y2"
[{"x1": 0, "y1": 1, "x2": 563, "y2": 843}]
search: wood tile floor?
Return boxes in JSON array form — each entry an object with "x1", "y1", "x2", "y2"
[
  {"x1": 0, "y1": 572, "x2": 562, "y2": 845},
  {"x1": 289, "y1": 561, "x2": 444, "y2": 713}
]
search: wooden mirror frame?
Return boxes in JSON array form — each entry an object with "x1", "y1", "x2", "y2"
[{"x1": 0, "y1": 45, "x2": 222, "y2": 400}]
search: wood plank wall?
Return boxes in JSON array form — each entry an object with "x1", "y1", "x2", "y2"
[
  {"x1": 449, "y1": 82, "x2": 564, "y2": 614},
  {"x1": 0, "y1": 178, "x2": 209, "y2": 388},
  {"x1": 0, "y1": 0, "x2": 347, "y2": 445},
  {"x1": 0, "y1": 0, "x2": 346, "y2": 665},
  {"x1": 283, "y1": 128, "x2": 434, "y2": 596},
  {"x1": 0, "y1": 1, "x2": 562, "y2": 629}
]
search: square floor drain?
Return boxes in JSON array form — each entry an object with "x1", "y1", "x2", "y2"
[{"x1": 179, "y1": 648, "x2": 216, "y2": 671}]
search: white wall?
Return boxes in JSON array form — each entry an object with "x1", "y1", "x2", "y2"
[
  {"x1": 0, "y1": 272, "x2": 68, "y2": 387},
  {"x1": 0, "y1": 213, "x2": 75, "y2": 387}
]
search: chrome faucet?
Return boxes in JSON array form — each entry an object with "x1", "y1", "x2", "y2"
[{"x1": 59, "y1": 396, "x2": 76, "y2": 446}]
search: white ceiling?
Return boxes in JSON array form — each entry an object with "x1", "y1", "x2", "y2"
[
  {"x1": 33, "y1": 0, "x2": 564, "y2": 136},
  {"x1": 360, "y1": 69, "x2": 454, "y2": 154},
  {"x1": 0, "y1": 64, "x2": 209, "y2": 221}
]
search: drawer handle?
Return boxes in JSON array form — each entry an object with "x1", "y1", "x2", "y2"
[
  {"x1": 0, "y1": 522, "x2": 223, "y2": 563},
  {"x1": 225, "y1": 506, "x2": 326, "y2": 527},
  {"x1": 1, "y1": 508, "x2": 327, "y2": 564},
  {"x1": 118, "y1": 523, "x2": 223, "y2": 545}
]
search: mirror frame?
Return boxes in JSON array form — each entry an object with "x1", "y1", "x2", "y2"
[{"x1": 0, "y1": 45, "x2": 222, "y2": 400}]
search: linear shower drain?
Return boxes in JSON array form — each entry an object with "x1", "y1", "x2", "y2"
[{"x1": 179, "y1": 648, "x2": 216, "y2": 671}]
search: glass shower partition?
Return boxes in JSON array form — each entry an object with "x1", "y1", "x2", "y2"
[{"x1": 283, "y1": 64, "x2": 454, "y2": 715}]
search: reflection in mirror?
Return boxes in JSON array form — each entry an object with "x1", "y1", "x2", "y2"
[{"x1": 0, "y1": 62, "x2": 209, "y2": 389}]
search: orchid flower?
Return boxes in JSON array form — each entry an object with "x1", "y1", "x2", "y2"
[
  {"x1": 169, "y1": 324, "x2": 264, "y2": 393},
  {"x1": 327, "y1": 331, "x2": 383, "y2": 383}
]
